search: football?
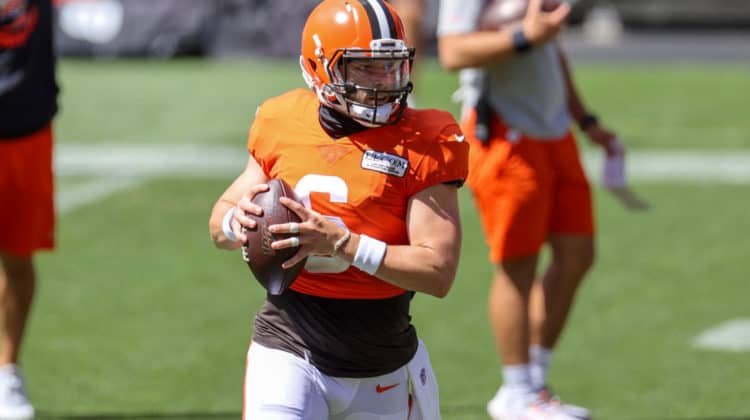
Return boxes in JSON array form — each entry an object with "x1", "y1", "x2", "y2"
[
  {"x1": 478, "y1": 0, "x2": 561, "y2": 30},
  {"x1": 241, "y1": 178, "x2": 307, "y2": 295}
]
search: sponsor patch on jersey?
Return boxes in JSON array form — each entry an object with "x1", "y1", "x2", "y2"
[{"x1": 361, "y1": 150, "x2": 408, "y2": 177}]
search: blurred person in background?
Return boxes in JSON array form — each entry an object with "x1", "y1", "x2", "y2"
[
  {"x1": 437, "y1": 0, "x2": 625, "y2": 418},
  {"x1": 208, "y1": 0, "x2": 468, "y2": 418},
  {"x1": 389, "y1": 0, "x2": 424, "y2": 106},
  {"x1": 0, "y1": 0, "x2": 58, "y2": 418}
]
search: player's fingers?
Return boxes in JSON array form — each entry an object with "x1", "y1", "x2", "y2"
[
  {"x1": 279, "y1": 196, "x2": 311, "y2": 219},
  {"x1": 237, "y1": 184, "x2": 269, "y2": 215},
  {"x1": 526, "y1": 0, "x2": 542, "y2": 17},
  {"x1": 546, "y1": 1, "x2": 570, "y2": 24},
  {"x1": 268, "y1": 222, "x2": 303, "y2": 234},
  {"x1": 609, "y1": 137, "x2": 625, "y2": 155},
  {"x1": 289, "y1": 222, "x2": 299, "y2": 234},
  {"x1": 235, "y1": 207, "x2": 258, "y2": 230},
  {"x1": 247, "y1": 183, "x2": 270, "y2": 197},
  {"x1": 281, "y1": 249, "x2": 308, "y2": 269},
  {"x1": 231, "y1": 218, "x2": 247, "y2": 243},
  {"x1": 238, "y1": 196, "x2": 264, "y2": 216},
  {"x1": 271, "y1": 235, "x2": 302, "y2": 250}
]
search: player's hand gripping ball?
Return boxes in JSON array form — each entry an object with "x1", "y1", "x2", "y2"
[{"x1": 242, "y1": 178, "x2": 307, "y2": 295}]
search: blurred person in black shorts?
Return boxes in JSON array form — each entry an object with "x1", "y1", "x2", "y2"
[{"x1": 0, "y1": 0, "x2": 58, "y2": 417}]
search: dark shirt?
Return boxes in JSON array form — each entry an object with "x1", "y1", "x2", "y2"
[
  {"x1": 0, "y1": 0, "x2": 58, "y2": 139},
  {"x1": 253, "y1": 289, "x2": 418, "y2": 378}
]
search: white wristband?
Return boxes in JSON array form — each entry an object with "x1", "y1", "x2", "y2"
[
  {"x1": 352, "y1": 234, "x2": 386, "y2": 275},
  {"x1": 222, "y1": 207, "x2": 239, "y2": 242}
]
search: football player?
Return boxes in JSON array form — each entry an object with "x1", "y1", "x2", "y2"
[
  {"x1": 437, "y1": 0, "x2": 624, "y2": 419},
  {"x1": 208, "y1": 0, "x2": 469, "y2": 418},
  {"x1": 0, "y1": 0, "x2": 57, "y2": 418}
]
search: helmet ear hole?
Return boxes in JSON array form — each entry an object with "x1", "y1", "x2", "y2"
[{"x1": 307, "y1": 58, "x2": 317, "y2": 72}]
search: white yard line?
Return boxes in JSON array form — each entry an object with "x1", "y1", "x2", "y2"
[
  {"x1": 54, "y1": 144, "x2": 750, "y2": 214},
  {"x1": 57, "y1": 177, "x2": 144, "y2": 214},
  {"x1": 54, "y1": 144, "x2": 245, "y2": 213},
  {"x1": 56, "y1": 144, "x2": 750, "y2": 182},
  {"x1": 692, "y1": 319, "x2": 750, "y2": 352},
  {"x1": 55, "y1": 144, "x2": 245, "y2": 177},
  {"x1": 582, "y1": 151, "x2": 750, "y2": 184}
]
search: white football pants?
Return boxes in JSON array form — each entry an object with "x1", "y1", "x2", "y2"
[{"x1": 243, "y1": 339, "x2": 441, "y2": 420}]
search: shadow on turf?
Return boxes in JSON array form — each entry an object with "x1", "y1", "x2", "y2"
[{"x1": 37, "y1": 412, "x2": 240, "y2": 419}]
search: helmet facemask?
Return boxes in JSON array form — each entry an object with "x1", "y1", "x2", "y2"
[{"x1": 324, "y1": 39, "x2": 414, "y2": 127}]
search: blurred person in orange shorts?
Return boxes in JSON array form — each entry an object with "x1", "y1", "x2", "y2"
[
  {"x1": 0, "y1": 0, "x2": 58, "y2": 418},
  {"x1": 437, "y1": 0, "x2": 625, "y2": 418}
]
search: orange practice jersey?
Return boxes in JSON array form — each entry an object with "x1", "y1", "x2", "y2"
[{"x1": 247, "y1": 89, "x2": 469, "y2": 299}]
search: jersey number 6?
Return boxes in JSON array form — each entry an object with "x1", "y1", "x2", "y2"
[{"x1": 295, "y1": 174, "x2": 351, "y2": 274}]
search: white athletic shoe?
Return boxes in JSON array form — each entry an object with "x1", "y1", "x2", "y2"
[
  {"x1": 537, "y1": 386, "x2": 591, "y2": 420},
  {"x1": 487, "y1": 386, "x2": 582, "y2": 420},
  {"x1": 0, "y1": 365, "x2": 34, "y2": 420}
]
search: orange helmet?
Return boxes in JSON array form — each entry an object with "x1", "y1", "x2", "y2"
[{"x1": 300, "y1": 0, "x2": 414, "y2": 126}]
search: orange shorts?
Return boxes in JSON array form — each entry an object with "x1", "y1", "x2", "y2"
[
  {"x1": 0, "y1": 125, "x2": 55, "y2": 257},
  {"x1": 463, "y1": 110, "x2": 594, "y2": 263}
]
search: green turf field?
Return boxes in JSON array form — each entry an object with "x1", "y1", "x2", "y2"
[{"x1": 25, "y1": 59, "x2": 750, "y2": 419}]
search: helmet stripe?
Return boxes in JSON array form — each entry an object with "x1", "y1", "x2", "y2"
[
  {"x1": 358, "y1": 0, "x2": 395, "y2": 39},
  {"x1": 379, "y1": 0, "x2": 398, "y2": 39},
  {"x1": 358, "y1": 0, "x2": 381, "y2": 38}
]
